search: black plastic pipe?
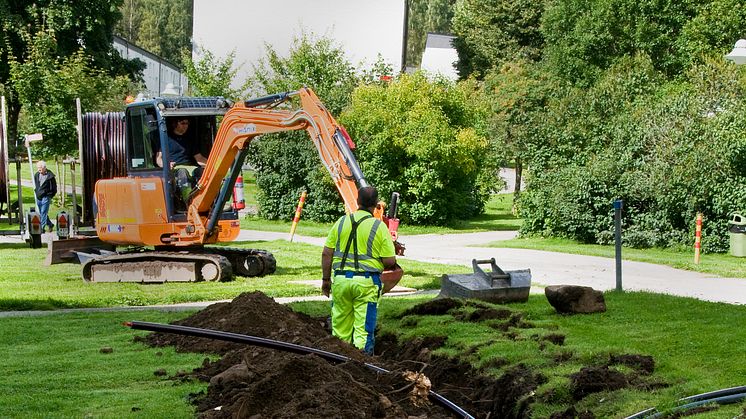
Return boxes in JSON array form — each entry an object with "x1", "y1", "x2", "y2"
[
  {"x1": 625, "y1": 385, "x2": 746, "y2": 418},
  {"x1": 126, "y1": 321, "x2": 474, "y2": 419}
]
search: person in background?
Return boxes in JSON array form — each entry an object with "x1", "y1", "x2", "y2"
[
  {"x1": 321, "y1": 186, "x2": 397, "y2": 355},
  {"x1": 34, "y1": 160, "x2": 57, "y2": 232}
]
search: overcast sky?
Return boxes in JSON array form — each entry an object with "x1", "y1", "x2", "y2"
[{"x1": 193, "y1": 0, "x2": 406, "y2": 89}]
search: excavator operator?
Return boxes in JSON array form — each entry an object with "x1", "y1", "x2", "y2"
[
  {"x1": 155, "y1": 117, "x2": 208, "y2": 207},
  {"x1": 321, "y1": 186, "x2": 397, "y2": 355}
]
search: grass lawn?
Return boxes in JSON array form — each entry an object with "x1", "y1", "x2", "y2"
[
  {"x1": 487, "y1": 236, "x2": 746, "y2": 279},
  {"x1": 0, "y1": 310, "x2": 209, "y2": 418},
  {"x1": 0, "y1": 239, "x2": 469, "y2": 311},
  {"x1": 2, "y1": 292, "x2": 745, "y2": 417},
  {"x1": 240, "y1": 192, "x2": 523, "y2": 237}
]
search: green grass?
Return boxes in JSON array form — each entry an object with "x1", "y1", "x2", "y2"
[
  {"x1": 486, "y1": 236, "x2": 746, "y2": 278},
  {"x1": 240, "y1": 193, "x2": 522, "y2": 237},
  {"x1": 0, "y1": 240, "x2": 469, "y2": 311},
  {"x1": 0, "y1": 310, "x2": 210, "y2": 418}
]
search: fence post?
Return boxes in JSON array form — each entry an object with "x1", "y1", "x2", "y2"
[
  {"x1": 694, "y1": 213, "x2": 702, "y2": 264},
  {"x1": 289, "y1": 190, "x2": 307, "y2": 242},
  {"x1": 614, "y1": 199, "x2": 623, "y2": 291}
]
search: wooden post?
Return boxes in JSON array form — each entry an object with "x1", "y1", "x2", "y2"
[{"x1": 694, "y1": 213, "x2": 702, "y2": 264}]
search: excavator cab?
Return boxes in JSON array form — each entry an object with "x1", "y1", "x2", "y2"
[
  {"x1": 122, "y1": 97, "x2": 231, "y2": 220},
  {"x1": 96, "y1": 96, "x2": 241, "y2": 249}
]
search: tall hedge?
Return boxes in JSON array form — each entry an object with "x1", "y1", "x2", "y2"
[
  {"x1": 519, "y1": 58, "x2": 746, "y2": 252},
  {"x1": 340, "y1": 72, "x2": 498, "y2": 225}
]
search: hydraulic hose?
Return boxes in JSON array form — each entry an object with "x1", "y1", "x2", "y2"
[
  {"x1": 125, "y1": 321, "x2": 474, "y2": 419},
  {"x1": 625, "y1": 385, "x2": 746, "y2": 418}
]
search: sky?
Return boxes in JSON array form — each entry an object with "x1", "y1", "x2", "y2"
[{"x1": 193, "y1": 0, "x2": 406, "y2": 89}]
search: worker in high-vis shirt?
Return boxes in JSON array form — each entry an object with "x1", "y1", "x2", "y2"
[{"x1": 321, "y1": 186, "x2": 397, "y2": 354}]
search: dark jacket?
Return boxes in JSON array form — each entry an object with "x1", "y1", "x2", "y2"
[{"x1": 34, "y1": 170, "x2": 57, "y2": 200}]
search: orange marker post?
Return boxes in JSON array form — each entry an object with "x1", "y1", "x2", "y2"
[
  {"x1": 289, "y1": 190, "x2": 307, "y2": 242},
  {"x1": 694, "y1": 213, "x2": 702, "y2": 264}
]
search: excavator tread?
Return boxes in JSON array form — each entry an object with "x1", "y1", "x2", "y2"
[
  {"x1": 202, "y1": 247, "x2": 277, "y2": 277},
  {"x1": 82, "y1": 251, "x2": 232, "y2": 283}
]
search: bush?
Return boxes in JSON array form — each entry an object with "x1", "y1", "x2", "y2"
[
  {"x1": 519, "y1": 58, "x2": 746, "y2": 252},
  {"x1": 340, "y1": 72, "x2": 498, "y2": 225}
]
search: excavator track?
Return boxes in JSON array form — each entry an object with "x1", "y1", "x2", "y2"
[
  {"x1": 203, "y1": 247, "x2": 277, "y2": 278},
  {"x1": 82, "y1": 251, "x2": 232, "y2": 283},
  {"x1": 81, "y1": 247, "x2": 276, "y2": 283}
]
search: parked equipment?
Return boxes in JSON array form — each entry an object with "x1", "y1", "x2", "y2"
[
  {"x1": 56, "y1": 88, "x2": 402, "y2": 283},
  {"x1": 439, "y1": 258, "x2": 531, "y2": 303}
]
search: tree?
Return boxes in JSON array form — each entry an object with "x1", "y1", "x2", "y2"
[
  {"x1": 540, "y1": 0, "x2": 745, "y2": 86},
  {"x1": 10, "y1": 28, "x2": 135, "y2": 158},
  {"x1": 341, "y1": 72, "x2": 498, "y2": 225},
  {"x1": 451, "y1": 0, "x2": 544, "y2": 79},
  {"x1": 482, "y1": 60, "x2": 554, "y2": 199},
  {"x1": 405, "y1": 0, "x2": 456, "y2": 69},
  {"x1": 0, "y1": 0, "x2": 141, "y2": 149},
  {"x1": 182, "y1": 47, "x2": 244, "y2": 98},
  {"x1": 116, "y1": 0, "x2": 193, "y2": 67},
  {"x1": 245, "y1": 35, "x2": 359, "y2": 222}
]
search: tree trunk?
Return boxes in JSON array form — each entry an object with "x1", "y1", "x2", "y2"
[
  {"x1": 7, "y1": 97, "x2": 21, "y2": 152},
  {"x1": 513, "y1": 158, "x2": 523, "y2": 216}
]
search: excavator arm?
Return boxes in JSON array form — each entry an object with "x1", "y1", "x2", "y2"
[{"x1": 187, "y1": 88, "x2": 397, "y2": 246}]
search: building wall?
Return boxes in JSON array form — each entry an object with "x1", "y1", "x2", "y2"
[
  {"x1": 113, "y1": 36, "x2": 188, "y2": 96},
  {"x1": 192, "y1": 0, "x2": 406, "y2": 91},
  {"x1": 420, "y1": 33, "x2": 459, "y2": 81}
]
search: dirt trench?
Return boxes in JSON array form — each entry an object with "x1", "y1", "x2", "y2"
[{"x1": 137, "y1": 291, "x2": 660, "y2": 418}]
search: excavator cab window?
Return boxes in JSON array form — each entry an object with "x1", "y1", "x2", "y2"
[{"x1": 126, "y1": 105, "x2": 159, "y2": 171}]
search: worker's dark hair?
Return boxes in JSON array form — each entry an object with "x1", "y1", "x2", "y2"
[{"x1": 357, "y1": 186, "x2": 378, "y2": 210}]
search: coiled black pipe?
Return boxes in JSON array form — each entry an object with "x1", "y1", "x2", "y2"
[
  {"x1": 81, "y1": 112, "x2": 126, "y2": 224},
  {"x1": 125, "y1": 320, "x2": 475, "y2": 419},
  {"x1": 625, "y1": 385, "x2": 746, "y2": 418}
]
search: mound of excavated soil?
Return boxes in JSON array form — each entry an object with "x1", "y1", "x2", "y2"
[{"x1": 137, "y1": 292, "x2": 661, "y2": 418}]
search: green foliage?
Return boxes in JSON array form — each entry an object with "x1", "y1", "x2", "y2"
[
  {"x1": 340, "y1": 72, "x2": 498, "y2": 225},
  {"x1": 182, "y1": 47, "x2": 244, "y2": 98},
  {"x1": 540, "y1": 0, "x2": 744, "y2": 86},
  {"x1": 405, "y1": 0, "x2": 456, "y2": 68},
  {"x1": 451, "y1": 0, "x2": 544, "y2": 78},
  {"x1": 245, "y1": 34, "x2": 359, "y2": 222},
  {"x1": 9, "y1": 28, "x2": 135, "y2": 158},
  {"x1": 0, "y1": 0, "x2": 141, "y2": 146},
  {"x1": 519, "y1": 58, "x2": 746, "y2": 252},
  {"x1": 9, "y1": 29, "x2": 134, "y2": 158},
  {"x1": 116, "y1": 0, "x2": 193, "y2": 67}
]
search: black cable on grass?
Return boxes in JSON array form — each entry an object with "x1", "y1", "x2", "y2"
[
  {"x1": 625, "y1": 385, "x2": 746, "y2": 418},
  {"x1": 126, "y1": 320, "x2": 474, "y2": 419}
]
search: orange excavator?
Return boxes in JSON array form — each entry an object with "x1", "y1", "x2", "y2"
[{"x1": 84, "y1": 87, "x2": 403, "y2": 283}]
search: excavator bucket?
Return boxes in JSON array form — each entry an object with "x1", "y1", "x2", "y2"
[{"x1": 439, "y1": 258, "x2": 531, "y2": 304}]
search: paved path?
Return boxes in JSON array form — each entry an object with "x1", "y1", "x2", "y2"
[{"x1": 236, "y1": 230, "x2": 746, "y2": 305}]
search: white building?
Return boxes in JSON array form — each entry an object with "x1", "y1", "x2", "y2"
[
  {"x1": 420, "y1": 33, "x2": 459, "y2": 81},
  {"x1": 192, "y1": 0, "x2": 407, "y2": 89},
  {"x1": 112, "y1": 36, "x2": 188, "y2": 96}
]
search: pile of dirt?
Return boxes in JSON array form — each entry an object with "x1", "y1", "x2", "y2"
[
  {"x1": 137, "y1": 293, "x2": 663, "y2": 418},
  {"x1": 139, "y1": 293, "x2": 552, "y2": 418}
]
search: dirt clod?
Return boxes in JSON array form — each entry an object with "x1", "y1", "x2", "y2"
[
  {"x1": 399, "y1": 297, "x2": 464, "y2": 317},
  {"x1": 570, "y1": 366, "x2": 627, "y2": 399}
]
